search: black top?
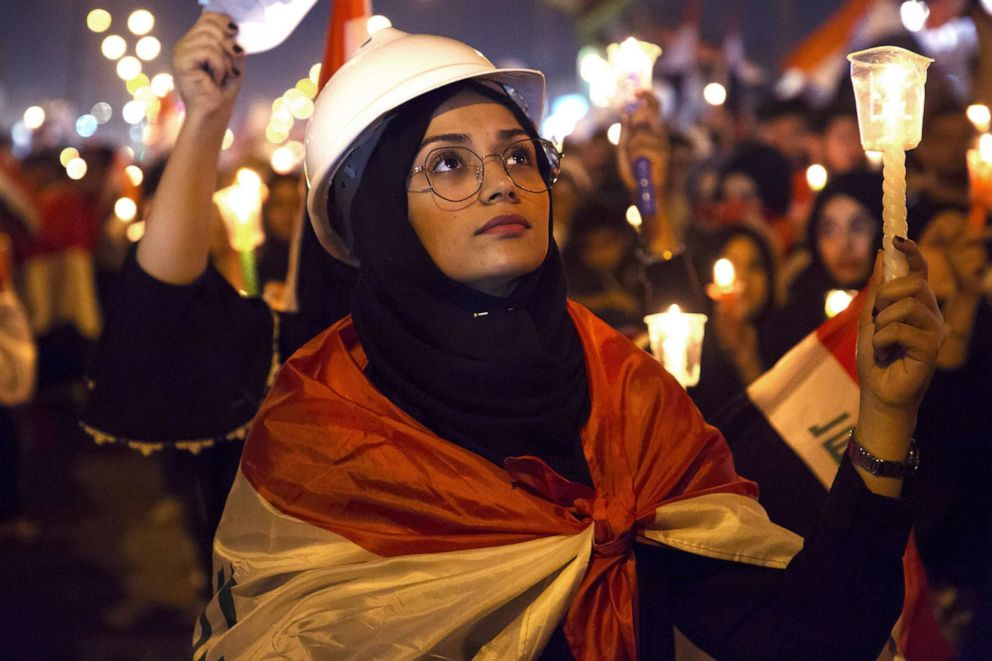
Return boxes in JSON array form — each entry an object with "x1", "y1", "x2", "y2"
[{"x1": 81, "y1": 249, "x2": 915, "y2": 660}]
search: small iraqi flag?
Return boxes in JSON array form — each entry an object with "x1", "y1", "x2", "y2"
[{"x1": 713, "y1": 292, "x2": 954, "y2": 661}]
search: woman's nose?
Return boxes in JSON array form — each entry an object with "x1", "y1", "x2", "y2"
[{"x1": 479, "y1": 157, "x2": 518, "y2": 203}]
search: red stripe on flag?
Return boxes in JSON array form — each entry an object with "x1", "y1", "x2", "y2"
[
  {"x1": 317, "y1": 0, "x2": 371, "y2": 91},
  {"x1": 814, "y1": 290, "x2": 865, "y2": 383}
]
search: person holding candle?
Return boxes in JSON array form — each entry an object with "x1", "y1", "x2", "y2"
[
  {"x1": 691, "y1": 225, "x2": 780, "y2": 419},
  {"x1": 769, "y1": 170, "x2": 885, "y2": 362},
  {"x1": 88, "y1": 13, "x2": 945, "y2": 660}
]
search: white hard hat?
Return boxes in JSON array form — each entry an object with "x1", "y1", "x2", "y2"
[{"x1": 304, "y1": 28, "x2": 546, "y2": 265}]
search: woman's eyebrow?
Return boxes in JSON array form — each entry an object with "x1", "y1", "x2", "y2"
[{"x1": 419, "y1": 128, "x2": 529, "y2": 151}]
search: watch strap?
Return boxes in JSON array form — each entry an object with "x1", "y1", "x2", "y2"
[{"x1": 846, "y1": 429, "x2": 919, "y2": 478}]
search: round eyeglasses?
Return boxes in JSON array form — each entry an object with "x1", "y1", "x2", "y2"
[{"x1": 407, "y1": 138, "x2": 562, "y2": 202}]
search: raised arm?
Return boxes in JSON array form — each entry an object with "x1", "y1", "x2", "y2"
[{"x1": 136, "y1": 11, "x2": 246, "y2": 284}]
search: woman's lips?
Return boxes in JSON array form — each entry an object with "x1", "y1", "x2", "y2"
[{"x1": 475, "y1": 214, "x2": 532, "y2": 235}]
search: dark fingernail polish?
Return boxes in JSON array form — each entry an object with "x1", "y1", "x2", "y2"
[
  {"x1": 232, "y1": 67, "x2": 241, "y2": 77},
  {"x1": 894, "y1": 235, "x2": 907, "y2": 244},
  {"x1": 228, "y1": 21, "x2": 238, "y2": 30},
  {"x1": 233, "y1": 44, "x2": 243, "y2": 54},
  {"x1": 872, "y1": 306, "x2": 878, "y2": 319}
]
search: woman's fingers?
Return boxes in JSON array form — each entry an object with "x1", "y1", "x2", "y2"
[
  {"x1": 893, "y1": 235, "x2": 929, "y2": 280},
  {"x1": 873, "y1": 296, "x2": 942, "y2": 336},
  {"x1": 872, "y1": 321, "x2": 941, "y2": 364}
]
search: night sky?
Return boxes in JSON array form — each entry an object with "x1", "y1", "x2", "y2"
[{"x1": 0, "y1": 0, "x2": 840, "y2": 138}]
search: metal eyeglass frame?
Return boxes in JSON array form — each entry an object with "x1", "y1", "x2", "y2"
[{"x1": 406, "y1": 137, "x2": 563, "y2": 202}]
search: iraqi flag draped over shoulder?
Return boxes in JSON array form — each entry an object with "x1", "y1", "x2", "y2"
[{"x1": 712, "y1": 292, "x2": 954, "y2": 661}]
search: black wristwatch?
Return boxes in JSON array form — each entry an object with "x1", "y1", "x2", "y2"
[{"x1": 846, "y1": 429, "x2": 919, "y2": 478}]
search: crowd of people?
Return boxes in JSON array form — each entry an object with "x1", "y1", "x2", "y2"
[{"x1": 0, "y1": 7, "x2": 990, "y2": 659}]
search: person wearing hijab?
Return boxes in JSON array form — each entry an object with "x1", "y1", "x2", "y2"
[
  {"x1": 90, "y1": 13, "x2": 942, "y2": 660},
  {"x1": 768, "y1": 169, "x2": 884, "y2": 363}
]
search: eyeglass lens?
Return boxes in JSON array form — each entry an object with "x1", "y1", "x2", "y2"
[{"x1": 421, "y1": 139, "x2": 560, "y2": 202}]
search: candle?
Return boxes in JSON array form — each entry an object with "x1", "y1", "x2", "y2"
[
  {"x1": 967, "y1": 133, "x2": 992, "y2": 231},
  {"x1": 213, "y1": 167, "x2": 268, "y2": 296},
  {"x1": 713, "y1": 258, "x2": 736, "y2": 296},
  {"x1": 643, "y1": 304, "x2": 708, "y2": 388},
  {"x1": 848, "y1": 46, "x2": 933, "y2": 281},
  {"x1": 824, "y1": 289, "x2": 857, "y2": 319},
  {"x1": 967, "y1": 104, "x2": 991, "y2": 133},
  {"x1": 608, "y1": 37, "x2": 662, "y2": 216}
]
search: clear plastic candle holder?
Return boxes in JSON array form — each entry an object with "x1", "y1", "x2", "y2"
[
  {"x1": 848, "y1": 46, "x2": 933, "y2": 151},
  {"x1": 644, "y1": 305, "x2": 707, "y2": 389},
  {"x1": 607, "y1": 37, "x2": 662, "y2": 108}
]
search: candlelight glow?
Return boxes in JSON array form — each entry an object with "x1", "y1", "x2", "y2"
[
  {"x1": 115, "y1": 197, "x2": 137, "y2": 222},
  {"x1": 271, "y1": 141, "x2": 305, "y2": 174},
  {"x1": 101, "y1": 34, "x2": 127, "y2": 60},
  {"x1": 126, "y1": 221, "x2": 145, "y2": 242},
  {"x1": 967, "y1": 104, "x2": 991, "y2": 132},
  {"x1": 980, "y1": 133, "x2": 992, "y2": 161},
  {"x1": 125, "y1": 165, "x2": 143, "y2": 186},
  {"x1": 23, "y1": 106, "x2": 45, "y2": 130},
  {"x1": 806, "y1": 163, "x2": 829, "y2": 191},
  {"x1": 87, "y1": 9, "x2": 112, "y2": 33},
  {"x1": 607, "y1": 37, "x2": 662, "y2": 108},
  {"x1": 128, "y1": 9, "x2": 155, "y2": 36},
  {"x1": 713, "y1": 258, "x2": 736, "y2": 293},
  {"x1": 703, "y1": 82, "x2": 727, "y2": 106},
  {"x1": 825, "y1": 289, "x2": 856, "y2": 318},
  {"x1": 66, "y1": 157, "x2": 88, "y2": 180},
  {"x1": 625, "y1": 205, "x2": 642, "y2": 229},
  {"x1": 643, "y1": 304, "x2": 708, "y2": 388},
  {"x1": 222, "y1": 129, "x2": 235, "y2": 151},
  {"x1": 213, "y1": 168, "x2": 268, "y2": 253},
  {"x1": 136, "y1": 36, "x2": 161, "y2": 61}
]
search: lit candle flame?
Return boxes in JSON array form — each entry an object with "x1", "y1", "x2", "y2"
[
  {"x1": 824, "y1": 289, "x2": 856, "y2": 318},
  {"x1": 713, "y1": 258, "x2": 736, "y2": 295}
]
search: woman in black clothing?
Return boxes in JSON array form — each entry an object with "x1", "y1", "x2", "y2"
[
  {"x1": 769, "y1": 170, "x2": 884, "y2": 362},
  {"x1": 90, "y1": 12, "x2": 943, "y2": 660}
]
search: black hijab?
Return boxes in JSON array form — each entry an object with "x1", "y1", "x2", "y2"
[{"x1": 346, "y1": 81, "x2": 592, "y2": 485}]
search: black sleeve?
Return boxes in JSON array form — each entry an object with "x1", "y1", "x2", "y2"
[
  {"x1": 80, "y1": 247, "x2": 277, "y2": 450},
  {"x1": 637, "y1": 455, "x2": 914, "y2": 660}
]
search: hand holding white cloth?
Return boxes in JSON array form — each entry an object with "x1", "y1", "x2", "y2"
[{"x1": 198, "y1": 0, "x2": 320, "y2": 53}]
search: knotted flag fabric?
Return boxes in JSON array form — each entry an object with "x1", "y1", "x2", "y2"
[{"x1": 193, "y1": 302, "x2": 802, "y2": 660}]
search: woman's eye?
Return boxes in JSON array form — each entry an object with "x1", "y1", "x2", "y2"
[
  {"x1": 429, "y1": 152, "x2": 465, "y2": 174},
  {"x1": 505, "y1": 147, "x2": 533, "y2": 166}
]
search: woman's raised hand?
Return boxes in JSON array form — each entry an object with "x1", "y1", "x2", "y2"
[
  {"x1": 616, "y1": 90, "x2": 668, "y2": 197},
  {"x1": 855, "y1": 239, "x2": 943, "y2": 496},
  {"x1": 173, "y1": 12, "x2": 246, "y2": 122}
]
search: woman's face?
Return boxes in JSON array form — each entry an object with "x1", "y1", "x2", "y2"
[
  {"x1": 407, "y1": 90, "x2": 550, "y2": 297},
  {"x1": 815, "y1": 194, "x2": 877, "y2": 287},
  {"x1": 721, "y1": 234, "x2": 769, "y2": 319}
]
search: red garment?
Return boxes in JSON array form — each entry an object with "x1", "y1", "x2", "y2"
[{"x1": 242, "y1": 301, "x2": 759, "y2": 660}]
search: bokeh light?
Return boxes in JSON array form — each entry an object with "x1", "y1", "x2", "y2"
[
  {"x1": 125, "y1": 165, "x2": 144, "y2": 186},
  {"x1": 126, "y1": 73, "x2": 151, "y2": 94},
  {"x1": 117, "y1": 56, "x2": 143, "y2": 81},
  {"x1": 625, "y1": 205, "x2": 642, "y2": 229},
  {"x1": 86, "y1": 9, "x2": 112, "y2": 33},
  {"x1": 825, "y1": 289, "x2": 856, "y2": 318},
  {"x1": 308, "y1": 63, "x2": 322, "y2": 85},
  {"x1": 967, "y1": 104, "x2": 991, "y2": 132},
  {"x1": 266, "y1": 125, "x2": 289, "y2": 144},
  {"x1": 59, "y1": 147, "x2": 79, "y2": 167},
  {"x1": 127, "y1": 9, "x2": 155, "y2": 36},
  {"x1": 126, "y1": 221, "x2": 146, "y2": 242},
  {"x1": 66, "y1": 157, "x2": 88, "y2": 180},
  {"x1": 296, "y1": 78, "x2": 318, "y2": 100},
  {"x1": 101, "y1": 34, "x2": 127, "y2": 60},
  {"x1": 703, "y1": 82, "x2": 727, "y2": 106},
  {"x1": 805, "y1": 163, "x2": 829, "y2": 191},
  {"x1": 91, "y1": 102, "x2": 113, "y2": 124},
  {"x1": 23, "y1": 106, "x2": 45, "y2": 130},
  {"x1": 122, "y1": 100, "x2": 146, "y2": 125},
  {"x1": 115, "y1": 197, "x2": 138, "y2": 222},
  {"x1": 151, "y1": 73, "x2": 175, "y2": 97},
  {"x1": 900, "y1": 1, "x2": 930, "y2": 33},
  {"x1": 135, "y1": 36, "x2": 161, "y2": 61},
  {"x1": 76, "y1": 114, "x2": 99, "y2": 138},
  {"x1": 607, "y1": 122, "x2": 622, "y2": 146},
  {"x1": 222, "y1": 129, "x2": 235, "y2": 150}
]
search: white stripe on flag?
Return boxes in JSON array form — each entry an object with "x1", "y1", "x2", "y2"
[{"x1": 747, "y1": 332, "x2": 860, "y2": 487}]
